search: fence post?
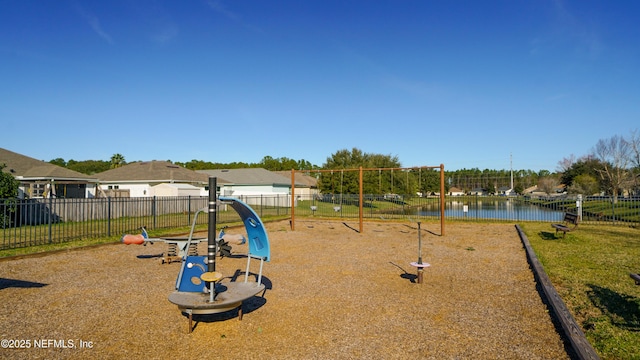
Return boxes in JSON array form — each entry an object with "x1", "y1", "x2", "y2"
[
  {"x1": 48, "y1": 196, "x2": 53, "y2": 244},
  {"x1": 188, "y1": 195, "x2": 192, "y2": 227},
  {"x1": 611, "y1": 197, "x2": 616, "y2": 224},
  {"x1": 107, "y1": 197, "x2": 111, "y2": 237},
  {"x1": 576, "y1": 194, "x2": 583, "y2": 221},
  {"x1": 152, "y1": 196, "x2": 157, "y2": 229}
]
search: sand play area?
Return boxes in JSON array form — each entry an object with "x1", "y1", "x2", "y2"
[{"x1": 0, "y1": 220, "x2": 571, "y2": 359}]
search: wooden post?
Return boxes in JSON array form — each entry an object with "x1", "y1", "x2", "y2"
[
  {"x1": 359, "y1": 166, "x2": 363, "y2": 233},
  {"x1": 440, "y1": 164, "x2": 445, "y2": 236}
]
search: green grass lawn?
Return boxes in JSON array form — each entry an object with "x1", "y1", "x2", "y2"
[{"x1": 519, "y1": 222, "x2": 640, "y2": 360}]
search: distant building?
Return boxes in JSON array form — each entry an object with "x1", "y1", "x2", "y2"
[
  {"x1": 92, "y1": 161, "x2": 209, "y2": 197},
  {"x1": 197, "y1": 168, "x2": 293, "y2": 197},
  {"x1": 0, "y1": 147, "x2": 96, "y2": 198},
  {"x1": 274, "y1": 171, "x2": 319, "y2": 199},
  {"x1": 497, "y1": 186, "x2": 516, "y2": 196}
]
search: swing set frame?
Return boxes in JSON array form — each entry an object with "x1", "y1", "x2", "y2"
[{"x1": 290, "y1": 164, "x2": 446, "y2": 235}]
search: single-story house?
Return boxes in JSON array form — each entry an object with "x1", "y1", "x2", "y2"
[
  {"x1": 0, "y1": 147, "x2": 97, "y2": 198},
  {"x1": 197, "y1": 168, "x2": 306, "y2": 207},
  {"x1": 497, "y1": 186, "x2": 516, "y2": 196},
  {"x1": 448, "y1": 187, "x2": 465, "y2": 196},
  {"x1": 151, "y1": 183, "x2": 202, "y2": 197},
  {"x1": 92, "y1": 161, "x2": 210, "y2": 197},
  {"x1": 197, "y1": 168, "x2": 293, "y2": 197},
  {"x1": 274, "y1": 170, "x2": 318, "y2": 199}
]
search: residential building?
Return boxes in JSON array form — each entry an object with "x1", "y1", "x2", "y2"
[
  {"x1": 197, "y1": 168, "x2": 293, "y2": 197},
  {"x1": 92, "y1": 161, "x2": 210, "y2": 197},
  {"x1": 0, "y1": 148, "x2": 96, "y2": 198}
]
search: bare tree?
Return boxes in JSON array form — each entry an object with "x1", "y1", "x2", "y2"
[
  {"x1": 592, "y1": 135, "x2": 631, "y2": 203},
  {"x1": 538, "y1": 177, "x2": 559, "y2": 196},
  {"x1": 556, "y1": 154, "x2": 576, "y2": 173},
  {"x1": 628, "y1": 129, "x2": 640, "y2": 196}
]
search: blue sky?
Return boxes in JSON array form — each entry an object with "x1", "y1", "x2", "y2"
[{"x1": 1, "y1": 0, "x2": 639, "y2": 172}]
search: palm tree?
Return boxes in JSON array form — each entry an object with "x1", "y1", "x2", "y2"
[{"x1": 110, "y1": 153, "x2": 126, "y2": 169}]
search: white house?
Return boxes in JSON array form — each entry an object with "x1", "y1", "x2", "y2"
[
  {"x1": 497, "y1": 186, "x2": 516, "y2": 196},
  {"x1": 151, "y1": 183, "x2": 202, "y2": 197},
  {"x1": 197, "y1": 168, "x2": 308, "y2": 207},
  {"x1": 197, "y1": 168, "x2": 293, "y2": 196},
  {"x1": 92, "y1": 161, "x2": 209, "y2": 197},
  {"x1": 274, "y1": 170, "x2": 319, "y2": 199}
]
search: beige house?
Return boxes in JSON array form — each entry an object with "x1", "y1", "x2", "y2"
[
  {"x1": 274, "y1": 170, "x2": 319, "y2": 199},
  {"x1": 0, "y1": 148, "x2": 96, "y2": 198}
]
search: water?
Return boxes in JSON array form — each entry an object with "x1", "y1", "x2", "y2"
[{"x1": 417, "y1": 199, "x2": 565, "y2": 222}]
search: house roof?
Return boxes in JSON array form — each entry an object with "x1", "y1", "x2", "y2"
[
  {"x1": 197, "y1": 168, "x2": 294, "y2": 186},
  {"x1": 95, "y1": 161, "x2": 210, "y2": 184},
  {"x1": 274, "y1": 171, "x2": 318, "y2": 188},
  {"x1": 0, "y1": 147, "x2": 96, "y2": 181}
]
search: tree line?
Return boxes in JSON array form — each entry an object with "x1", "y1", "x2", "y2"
[
  {"x1": 556, "y1": 130, "x2": 640, "y2": 201},
  {"x1": 37, "y1": 128, "x2": 640, "y2": 199},
  {"x1": 47, "y1": 154, "x2": 318, "y2": 175},
  {"x1": 42, "y1": 149, "x2": 549, "y2": 196}
]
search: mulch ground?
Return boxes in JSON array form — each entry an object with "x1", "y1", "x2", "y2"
[{"x1": 0, "y1": 220, "x2": 570, "y2": 359}]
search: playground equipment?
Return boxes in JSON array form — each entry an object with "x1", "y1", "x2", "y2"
[
  {"x1": 123, "y1": 177, "x2": 270, "y2": 333},
  {"x1": 290, "y1": 165, "x2": 446, "y2": 235},
  {"x1": 121, "y1": 226, "x2": 205, "y2": 263},
  {"x1": 409, "y1": 221, "x2": 430, "y2": 284}
]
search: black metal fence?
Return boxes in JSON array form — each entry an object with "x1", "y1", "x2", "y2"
[
  {"x1": 2, "y1": 193, "x2": 639, "y2": 250},
  {"x1": 0, "y1": 195, "x2": 291, "y2": 250},
  {"x1": 295, "y1": 193, "x2": 640, "y2": 225}
]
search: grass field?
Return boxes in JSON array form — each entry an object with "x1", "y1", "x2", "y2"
[{"x1": 519, "y1": 222, "x2": 640, "y2": 360}]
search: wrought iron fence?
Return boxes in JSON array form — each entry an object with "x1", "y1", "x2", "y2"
[
  {"x1": 295, "y1": 193, "x2": 640, "y2": 225},
  {"x1": 0, "y1": 195, "x2": 291, "y2": 250},
  {"x1": 2, "y1": 193, "x2": 638, "y2": 251}
]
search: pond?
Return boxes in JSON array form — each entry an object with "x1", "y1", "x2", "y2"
[{"x1": 417, "y1": 198, "x2": 565, "y2": 222}]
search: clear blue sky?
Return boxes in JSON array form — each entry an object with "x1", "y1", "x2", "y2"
[{"x1": 2, "y1": 1, "x2": 639, "y2": 172}]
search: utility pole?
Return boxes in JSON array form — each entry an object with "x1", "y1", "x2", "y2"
[{"x1": 510, "y1": 153, "x2": 514, "y2": 192}]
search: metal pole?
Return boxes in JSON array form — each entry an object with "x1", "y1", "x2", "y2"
[
  {"x1": 418, "y1": 222, "x2": 423, "y2": 264},
  {"x1": 107, "y1": 197, "x2": 111, "y2": 237},
  {"x1": 48, "y1": 195, "x2": 53, "y2": 244},
  {"x1": 417, "y1": 221, "x2": 423, "y2": 284},
  {"x1": 188, "y1": 195, "x2": 191, "y2": 227},
  {"x1": 207, "y1": 177, "x2": 217, "y2": 272},
  {"x1": 152, "y1": 196, "x2": 157, "y2": 230}
]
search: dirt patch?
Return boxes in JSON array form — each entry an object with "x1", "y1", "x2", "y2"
[{"x1": 0, "y1": 220, "x2": 569, "y2": 359}]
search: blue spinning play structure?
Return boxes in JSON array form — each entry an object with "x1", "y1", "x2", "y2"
[
  {"x1": 166, "y1": 178, "x2": 271, "y2": 333},
  {"x1": 174, "y1": 196, "x2": 270, "y2": 293}
]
